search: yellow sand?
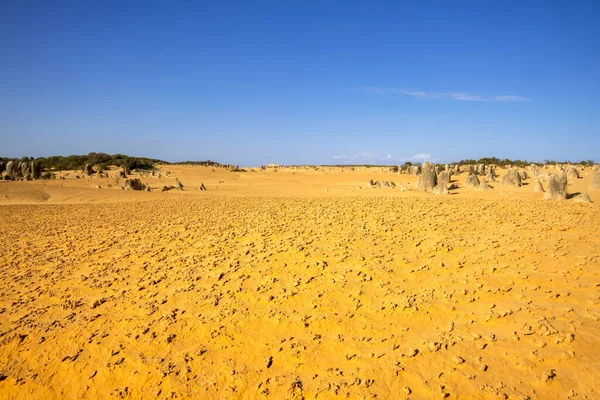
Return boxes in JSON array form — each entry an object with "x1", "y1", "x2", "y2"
[{"x1": 0, "y1": 166, "x2": 599, "y2": 399}]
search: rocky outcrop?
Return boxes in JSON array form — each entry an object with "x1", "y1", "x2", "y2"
[
  {"x1": 437, "y1": 171, "x2": 451, "y2": 187},
  {"x1": 478, "y1": 181, "x2": 493, "y2": 191},
  {"x1": 589, "y1": 168, "x2": 600, "y2": 190},
  {"x1": 31, "y1": 161, "x2": 41, "y2": 180},
  {"x1": 6, "y1": 160, "x2": 14, "y2": 179},
  {"x1": 501, "y1": 168, "x2": 522, "y2": 187},
  {"x1": 83, "y1": 163, "x2": 94, "y2": 176},
  {"x1": 543, "y1": 174, "x2": 567, "y2": 201},
  {"x1": 533, "y1": 178, "x2": 545, "y2": 193},
  {"x1": 124, "y1": 178, "x2": 149, "y2": 191},
  {"x1": 464, "y1": 173, "x2": 480, "y2": 188},
  {"x1": 566, "y1": 166, "x2": 580, "y2": 180},
  {"x1": 20, "y1": 161, "x2": 30, "y2": 180},
  {"x1": 573, "y1": 193, "x2": 591, "y2": 203},
  {"x1": 416, "y1": 163, "x2": 437, "y2": 192}
]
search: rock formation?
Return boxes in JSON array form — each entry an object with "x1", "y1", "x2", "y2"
[
  {"x1": 529, "y1": 164, "x2": 541, "y2": 178},
  {"x1": 566, "y1": 166, "x2": 580, "y2": 180},
  {"x1": 437, "y1": 171, "x2": 451, "y2": 187},
  {"x1": 432, "y1": 184, "x2": 448, "y2": 195},
  {"x1": 589, "y1": 167, "x2": 600, "y2": 190},
  {"x1": 573, "y1": 193, "x2": 591, "y2": 203},
  {"x1": 416, "y1": 162, "x2": 437, "y2": 192},
  {"x1": 432, "y1": 171, "x2": 449, "y2": 195},
  {"x1": 409, "y1": 166, "x2": 420, "y2": 175},
  {"x1": 83, "y1": 163, "x2": 94, "y2": 176},
  {"x1": 519, "y1": 170, "x2": 528, "y2": 180},
  {"x1": 124, "y1": 178, "x2": 149, "y2": 191},
  {"x1": 501, "y1": 168, "x2": 522, "y2": 187},
  {"x1": 30, "y1": 161, "x2": 41, "y2": 180},
  {"x1": 20, "y1": 161, "x2": 30, "y2": 180},
  {"x1": 464, "y1": 173, "x2": 480, "y2": 188},
  {"x1": 6, "y1": 160, "x2": 14, "y2": 179},
  {"x1": 543, "y1": 174, "x2": 567, "y2": 200},
  {"x1": 478, "y1": 181, "x2": 493, "y2": 191},
  {"x1": 175, "y1": 178, "x2": 184, "y2": 190},
  {"x1": 533, "y1": 178, "x2": 545, "y2": 193},
  {"x1": 485, "y1": 168, "x2": 496, "y2": 183}
]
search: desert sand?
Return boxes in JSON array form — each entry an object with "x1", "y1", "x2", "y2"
[{"x1": 1, "y1": 165, "x2": 599, "y2": 399}]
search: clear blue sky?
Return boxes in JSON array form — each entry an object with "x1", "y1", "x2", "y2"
[{"x1": 1, "y1": 1, "x2": 598, "y2": 165}]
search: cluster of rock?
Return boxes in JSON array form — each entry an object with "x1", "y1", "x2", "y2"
[
  {"x1": 123, "y1": 178, "x2": 150, "y2": 191},
  {"x1": 159, "y1": 162, "x2": 238, "y2": 170},
  {"x1": 1, "y1": 160, "x2": 42, "y2": 180},
  {"x1": 162, "y1": 178, "x2": 190, "y2": 192},
  {"x1": 414, "y1": 162, "x2": 454, "y2": 195},
  {"x1": 399, "y1": 165, "x2": 421, "y2": 175},
  {"x1": 369, "y1": 179, "x2": 396, "y2": 189},
  {"x1": 532, "y1": 168, "x2": 595, "y2": 202}
]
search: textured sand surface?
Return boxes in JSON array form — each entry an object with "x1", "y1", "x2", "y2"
[{"x1": 1, "y1": 167, "x2": 599, "y2": 399}]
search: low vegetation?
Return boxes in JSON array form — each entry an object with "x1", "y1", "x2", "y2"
[
  {"x1": 454, "y1": 157, "x2": 596, "y2": 167},
  {"x1": 0, "y1": 153, "x2": 163, "y2": 172}
]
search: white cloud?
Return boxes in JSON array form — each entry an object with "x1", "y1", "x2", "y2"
[
  {"x1": 406, "y1": 153, "x2": 431, "y2": 161},
  {"x1": 360, "y1": 87, "x2": 530, "y2": 102},
  {"x1": 332, "y1": 152, "x2": 435, "y2": 164},
  {"x1": 332, "y1": 152, "x2": 378, "y2": 163}
]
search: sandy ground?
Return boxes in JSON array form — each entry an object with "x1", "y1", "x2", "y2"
[{"x1": 0, "y1": 166, "x2": 599, "y2": 399}]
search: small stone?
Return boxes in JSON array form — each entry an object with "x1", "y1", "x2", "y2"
[
  {"x1": 573, "y1": 193, "x2": 591, "y2": 203},
  {"x1": 542, "y1": 369, "x2": 556, "y2": 382},
  {"x1": 452, "y1": 356, "x2": 465, "y2": 365}
]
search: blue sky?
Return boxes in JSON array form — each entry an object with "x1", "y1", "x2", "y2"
[{"x1": 1, "y1": 1, "x2": 598, "y2": 165}]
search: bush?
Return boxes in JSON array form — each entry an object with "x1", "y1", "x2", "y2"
[
  {"x1": 17, "y1": 153, "x2": 164, "y2": 172},
  {"x1": 88, "y1": 152, "x2": 111, "y2": 165}
]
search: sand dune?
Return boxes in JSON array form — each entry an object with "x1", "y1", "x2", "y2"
[{"x1": 1, "y1": 166, "x2": 599, "y2": 399}]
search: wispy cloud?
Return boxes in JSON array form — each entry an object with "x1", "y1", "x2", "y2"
[
  {"x1": 360, "y1": 87, "x2": 531, "y2": 102},
  {"x1": 333, "y1": 152, "x2": 379, "y2": 163},
  {"x1": 402, "y1": 153, "x2": 432, "y2": 162},
  {"x1": 332, "y1": 152, "x2": 435, "y2": 164}
]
